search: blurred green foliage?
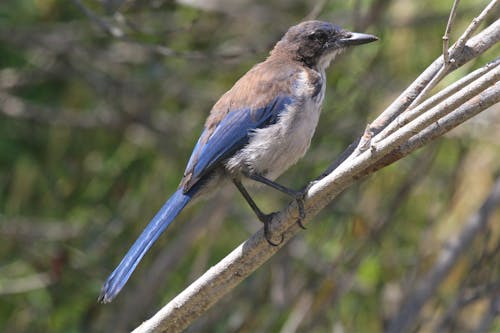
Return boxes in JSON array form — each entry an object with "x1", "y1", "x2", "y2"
[{"x1": 0, "y1": 0, "x2": 499, "y2": 332}]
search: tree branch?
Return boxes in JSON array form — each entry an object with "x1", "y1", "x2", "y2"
[
  {"x1": 409, "y1": 0, "x2": 498, "y2": 107},
  {"x1": 373, "y1": 57, "x2": 499, "y2": 142},
  {"x1": 321, "y1": 17, "x2": 499, "y2": 177}
]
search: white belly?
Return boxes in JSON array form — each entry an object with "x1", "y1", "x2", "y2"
[
  {"x1": 225, "y1": 95, "x2": 323, "y2": 181},
  {"x1": 225, "y1": 68, "x2": 326, "y2": 181}
]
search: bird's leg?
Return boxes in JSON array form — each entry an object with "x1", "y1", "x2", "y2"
[
  {"x1": 232, "y1": 178, "x2": 283, "y2": 246},
  {"x1": 232, "y1": 178, "x2": 270, "y2": 223},
  {"x1": 243, "y1": 172, "x2": 306, "y2": 229}
]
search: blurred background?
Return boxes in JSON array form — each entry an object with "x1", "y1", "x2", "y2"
[{"x1": 0, "y1": 0, "x2": 499, "y2": 332}]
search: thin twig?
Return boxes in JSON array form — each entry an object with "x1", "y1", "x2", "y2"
[
  {"x1": 453, "y1": 0, "x2": 500, "y2": 51},
  {"x1": 303, "y1": 0, "x2": 328, "y2": 20},
  {"x1": 71, "y1": 0, "x2": 124, "y2": 37},
  {"x1": 443, "y1": 0, "x2": 461, "y2": 64}
]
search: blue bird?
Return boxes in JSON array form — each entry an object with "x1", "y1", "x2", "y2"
[{"x1": 99, "y1": 20, "x2": 377, "y2": 303}]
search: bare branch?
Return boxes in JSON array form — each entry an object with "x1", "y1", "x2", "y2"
[
  {"x1": 372, "y1": 62, "x2": 499, "y2": 149},
  {"x1": 368, "y1": 83, "x2": 499, "y2": 173},
  {"x1": 454, "y1": 0, "x2": 499, "y2": 51},
  {"x1": 374, "y1": 57, "x2": 499, "y2": 142}
]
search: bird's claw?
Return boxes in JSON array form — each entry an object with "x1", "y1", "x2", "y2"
[
  {"x1": 260, "y1": 212, "x2": 285, "y2": 246},
  {"x1": 293, "y1": 191, "x2": 307, "y2": 230},
  {"x1": 257, "y1": 189, "x2": 307, "y2": 245}
]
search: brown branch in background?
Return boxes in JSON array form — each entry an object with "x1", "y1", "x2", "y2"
[
  {"x1": 303, "y1": 0, "x2": 328, "y2": 21},
  {"x1": 0, "y1": 89, "x2": 184, "y2": 144},
  {"x1": 431, "y1": 230, "x2": 500, "y2": 331},
  {"x1": 71, "y1": 0, "x2": 124, "y2": 37},
  {"x1": 435, "y1": 281, "x2": 500, "y2": 331},
  {"x1": 474, "y1": 295, "x2": 500, "y2": 333},
  {"x1": 353, "y1": 0, "x2": 392, "y2": 31},
  {"x1": 0, "y1": 92, "x2": 122, "y2": 128},
  {"x1": 279, "y1": 292, "x2": 314, "y2": 333},
  {"x1": 386, "y1": 177, "x2": 500, "y2": 333}
]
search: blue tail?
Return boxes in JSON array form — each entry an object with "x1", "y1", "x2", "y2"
[{"x1": 99, "y1": 188, "x2": 194, "y2": 303}]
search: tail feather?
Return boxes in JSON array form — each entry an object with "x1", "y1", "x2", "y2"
[{"x1": 99, "y1": 188, "x2": 193, "y2": 303}]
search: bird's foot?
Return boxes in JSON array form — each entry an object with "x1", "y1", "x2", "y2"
[{"x1": 258, "y1": 212, "x2": 284, "y2": 246}]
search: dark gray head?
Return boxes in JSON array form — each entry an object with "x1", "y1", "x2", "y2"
[{"x1": 271, "y1": 20, "x2": 378, "y2": 69}]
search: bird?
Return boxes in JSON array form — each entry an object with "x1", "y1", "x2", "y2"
[{"x1": 99, "y1": 20, "x2": 377, "y2": 303}]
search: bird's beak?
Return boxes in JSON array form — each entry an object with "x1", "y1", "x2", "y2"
[{"x1": 339, "y1": 32, "x2": 378, "y2": 46}]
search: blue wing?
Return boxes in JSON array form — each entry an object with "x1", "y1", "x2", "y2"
[{"x1": 181, "y1": 95, "x2": 294, "y2": 192}]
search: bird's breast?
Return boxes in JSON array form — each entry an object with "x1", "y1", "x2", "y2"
[{"x1": 226, "y1": 69, "x2": 325, "y2": 181}]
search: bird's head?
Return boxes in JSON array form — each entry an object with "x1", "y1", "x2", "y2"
[{"x1": 271, "y1": 20, "x2": 378, "y2": 70}]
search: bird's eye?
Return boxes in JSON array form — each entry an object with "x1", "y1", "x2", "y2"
[{"x1": 308, "y1": 31, "x2": 328, "y2": 43}]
